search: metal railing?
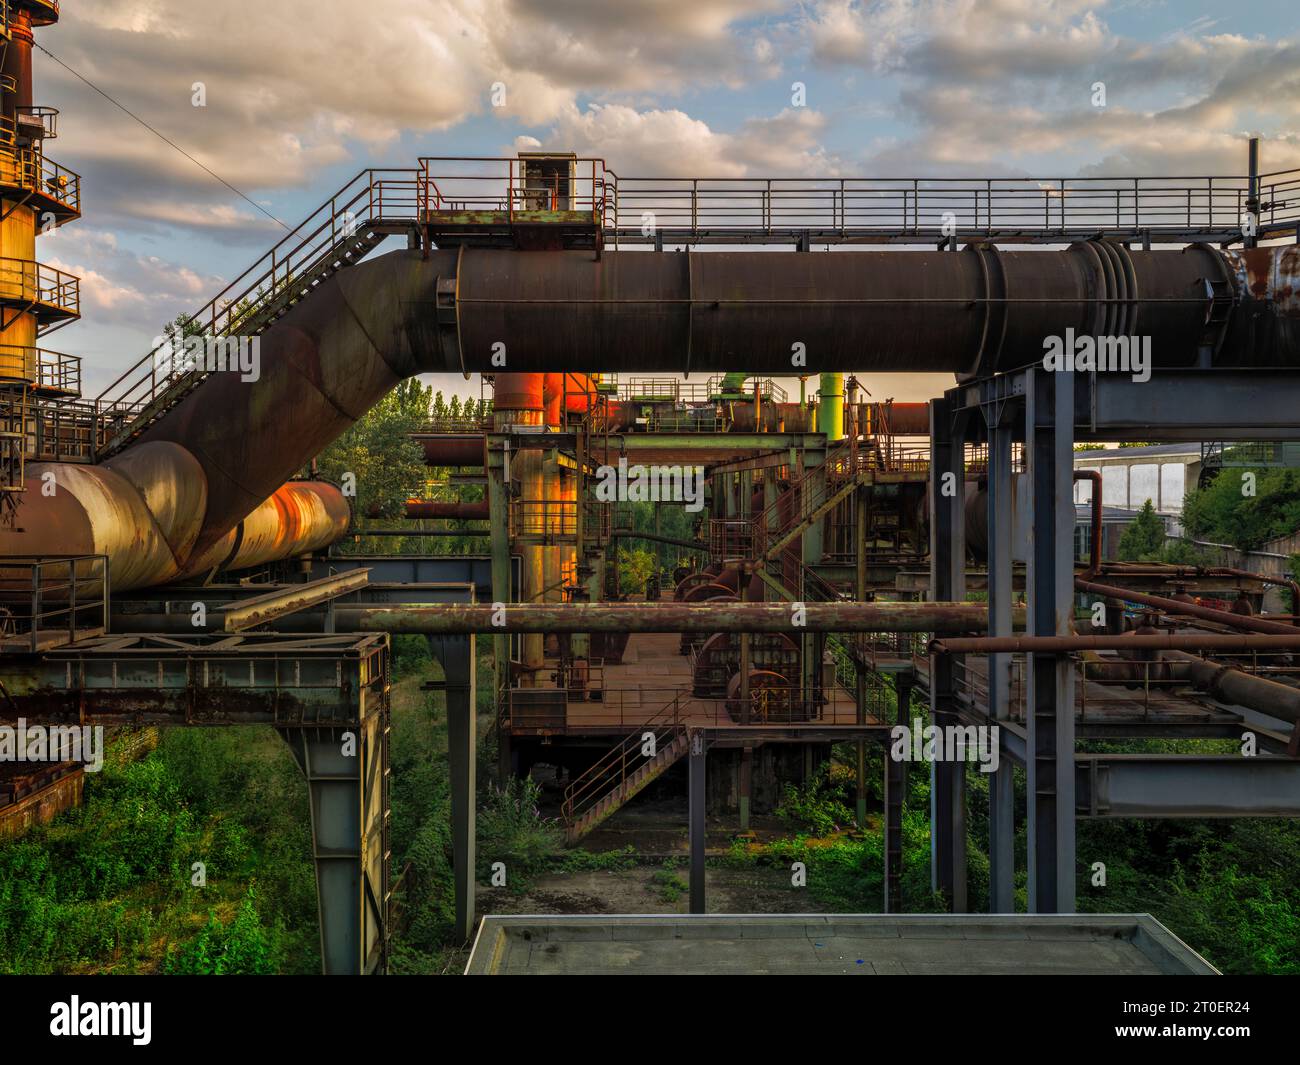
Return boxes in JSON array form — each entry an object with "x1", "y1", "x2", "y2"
[
  {"x1": 0, "y1": 345, "x2": 80, "y2": 394},
  {"x1": 24, "y1": 397, "x2": 103, "y2": 461},
  {"x1": 601, "y1": 169, "x2": 1300, "y2": 243},
  {"x1": 0, "y1": 257, "x2": 78, "y2": 318},
  {"x1": 1201, "y1": 441, "x2": 1287, "y2": 469},
  {"x1": 419, "y1": 155, "x2": 610, "y2": 220},
  {"x1": 93, "y1": 168, "x2": 424, "y2": 451},
  {"x1": 0, "y1": 555, "x2": 107, "y2": 652},
  {"x1": 15, "y1": 105, "x2": 58, "y2": 140},
  {"x1": 25, "y1": 150, "x2": 80, "y2": 214},
  {"x1": 561, "y1": 693, "x2": 684, "y2": 826}
]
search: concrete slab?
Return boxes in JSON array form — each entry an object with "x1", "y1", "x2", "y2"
[{"x1": 465, "y1": 913, "x2": 1218, "y2": 975}]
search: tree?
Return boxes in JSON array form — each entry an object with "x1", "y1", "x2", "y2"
[
  {"x1": 1183, "y1": 468, "x2": 1300, "y2": 551},
  {"x1": 1117, "y1": 499, "x2": 1166, "y2": 561},
  {"x1": 313, "y1": 379, "x2": 431, "y2": 529},
  {"x1": 618, "y1": 547, "x2": 657, "y2": 596}
]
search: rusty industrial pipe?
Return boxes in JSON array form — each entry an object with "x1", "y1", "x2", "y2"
[
  {"x1": 1094, "y1": 563, "x2": 1300, "y2": 620},
  {"x1": 379, "y1": 500, "x2": 489, "y2": 521},
  {"x1": 1163, "y1": 649, "x2": 1300, "y2": 727},
  {"x1": 413, "y1": 434, "x2": 486, "y2": 467},
  {"x1": 1074, "y1": 578, "x2": 1300, "y2": 635},
  {"x1": 425, "y1": 244, "x2": 1300, "y2": 374},
  {"x1": 335, "y1": 601, "x2": 1009, "y2": 634},
  {"x1": 10, "y1": 240, "x2": 1300, "y2": 593}
]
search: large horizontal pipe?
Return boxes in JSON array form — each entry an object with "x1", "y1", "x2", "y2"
[
  {"x1": 347, "y1": 527, "x2": 490, "y2": 536},
  {"x1": 11, "y1": 242, "x2": 1298, "y2": 593},
  {"x1": 0, "y1": 446, "x2": 348, "y2": 591},
  {"x1": 1075, "y1": 579, "x2": 1300, "y2": 635},
  {"x1": 334, "y1": 601, "x2": 1002, "y2": 634},
  {"x1": 426, "y1": 244, "x2": 1298, "y2": 374}
]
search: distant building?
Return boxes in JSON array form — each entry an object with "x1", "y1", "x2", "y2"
[{"x1": 1073, "y1": 443, "x2": 1202, "y2": 535}]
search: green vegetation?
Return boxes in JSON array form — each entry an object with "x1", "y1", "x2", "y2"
[
  {"x1": 313, "y1": 381, "x2": 487, "y2": 557},
  {"x1": 1183, "y1": 466, "x2": 1300, "y2": 550},
  {"x1": 1116, "y1": 499, "x2": 1168, "y2": 561},
  {"x1": 0, "y1": 728, "x2": 317, "y2": 974},
  {"x1": 650, "y1": 867, "x2": 687, "y2": 903},
  {"x1": 4, "y1": 667, "x2": 1297, "y2": 974},
  {"x1": 774, "y1": 764, "x2": 856, "y2": 836}
]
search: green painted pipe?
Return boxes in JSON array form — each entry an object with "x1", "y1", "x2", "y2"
[{"x1": 819, "y1": 372, "x2": 844, "y2": 441}]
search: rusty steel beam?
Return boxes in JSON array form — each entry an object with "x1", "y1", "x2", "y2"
[
  {"x1": 1075, "y1": 578, "x2": 1300, "y2": 635},
  {"x1": 335, "y1": 601, "x2": 1003, "y2": 634},
  {"x1": 223, "y1": 569, "x2": 371, "y2": 632}
]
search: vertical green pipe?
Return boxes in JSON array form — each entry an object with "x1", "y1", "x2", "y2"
[{"x1": 820, "y1": 372, "x2": 844, "y2": 442}]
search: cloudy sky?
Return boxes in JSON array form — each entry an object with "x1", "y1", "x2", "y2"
[{"x1": 31, "y1": 0, "x2": 1300, "y2": 403}]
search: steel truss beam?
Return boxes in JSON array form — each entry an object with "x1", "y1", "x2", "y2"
[
  {"x1": 0, "y1": 632, "x2": 392, "y2": 976},
  {"x1": 1076, "y1": 755, "x2": 1300, "y2": 817}
]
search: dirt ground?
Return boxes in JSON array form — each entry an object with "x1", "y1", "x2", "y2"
[{"x1": 478, "y1": 864, "x2": 828, "y2": 917}]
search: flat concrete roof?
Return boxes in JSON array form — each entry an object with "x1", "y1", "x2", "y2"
[{"x1": 466, "y1": 914, "x2": 1218, "y2": 975}]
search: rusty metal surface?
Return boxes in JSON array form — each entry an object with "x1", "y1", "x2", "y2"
[
  {"x1": 335, "y1": 601, "x2": 998, "y2": 634},
  {"x1": 442, "y1": 244, "x2": 1299, "y2": 373},
  {"x1": 413, "y1": 434, "x2": 485, "y2": 467},
  {"x1": 1075, "y1": 578, "x2": 1300, "y2": 635},
  {"x1": 138, "y1": 251, "x2": 441, "y2": 560},
  {"x1": 402, "y1": 500, "x2": 489, "y2": 521},
  {"x1": 1166, "y1": 649, "x2": 1300, "y2": 727},
  {"x1": 223, "y1": 568, "x2": 371, "y2": 632}
]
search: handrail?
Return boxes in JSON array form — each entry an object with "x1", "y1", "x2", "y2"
[
  {"x1": 561, "y1": 693, "x2": 684, "y2": 823},
  {"x1": 754, "y1": 434, "x2": 857, "y2": 556},
  {"x1": 93, "y1": 168, "x2": 423, "y2": 450},
  {"x1": 0, "y1": 256, "x2": 79, "y2": 316}
]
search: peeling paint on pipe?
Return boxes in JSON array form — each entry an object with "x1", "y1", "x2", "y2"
[{"x1": 336, "y1": 601, "x2": 1001, "y2": 634}]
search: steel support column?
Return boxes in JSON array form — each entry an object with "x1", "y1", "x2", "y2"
[
  {"x1": 487, "y1": 436, "x2": 512, "y2": 785},
  {"x1": 985, "y1": 394, "x2": 1016, "y2": 912},
  {"x1": 885, "y1": 673, "x2": 911, "y2": 913},
  {"x1": 280, "y1": 718, "x2": 389, "y2": 975},
  {"x1": 855, "y1": 485, "x2": 869, "y2": 827},
  {"x1": 1025, "y1": 368, "x2": 1076, "y2": 913},
  {"x1": 739, "y1": 743, "x2": 752, "y2": 832},
  {"x1": 801, "y1": 444, "x2": 826, "y2": 704},
  {"x1": 431, "y1": 634, "x2": 477, "y2": 942},
  {"x1": 689, "y1": 729, "x2": 707, "y2": 914},
  {"x1": 929, "y1": 397, "x2": 968, "y2": 911}
]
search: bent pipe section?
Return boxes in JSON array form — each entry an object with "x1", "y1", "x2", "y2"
[{"x1": 0, "y1": 441, "x2": 349, "y2": 591}]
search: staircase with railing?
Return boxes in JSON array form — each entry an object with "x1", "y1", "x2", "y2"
[
  {"x1": 560, "y1": 694, "x2": 687, "y2": 843},
  {"x1": 93, "y1": 169, "x2": 424, "y2": 458}
]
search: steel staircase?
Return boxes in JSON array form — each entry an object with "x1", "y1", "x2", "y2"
[
  {"x1": 561, "y1": 695, "x2": 686, "y2": 843},
  {"x1": 93, "y1": 168, "x2": 423, "y2": 459}
]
